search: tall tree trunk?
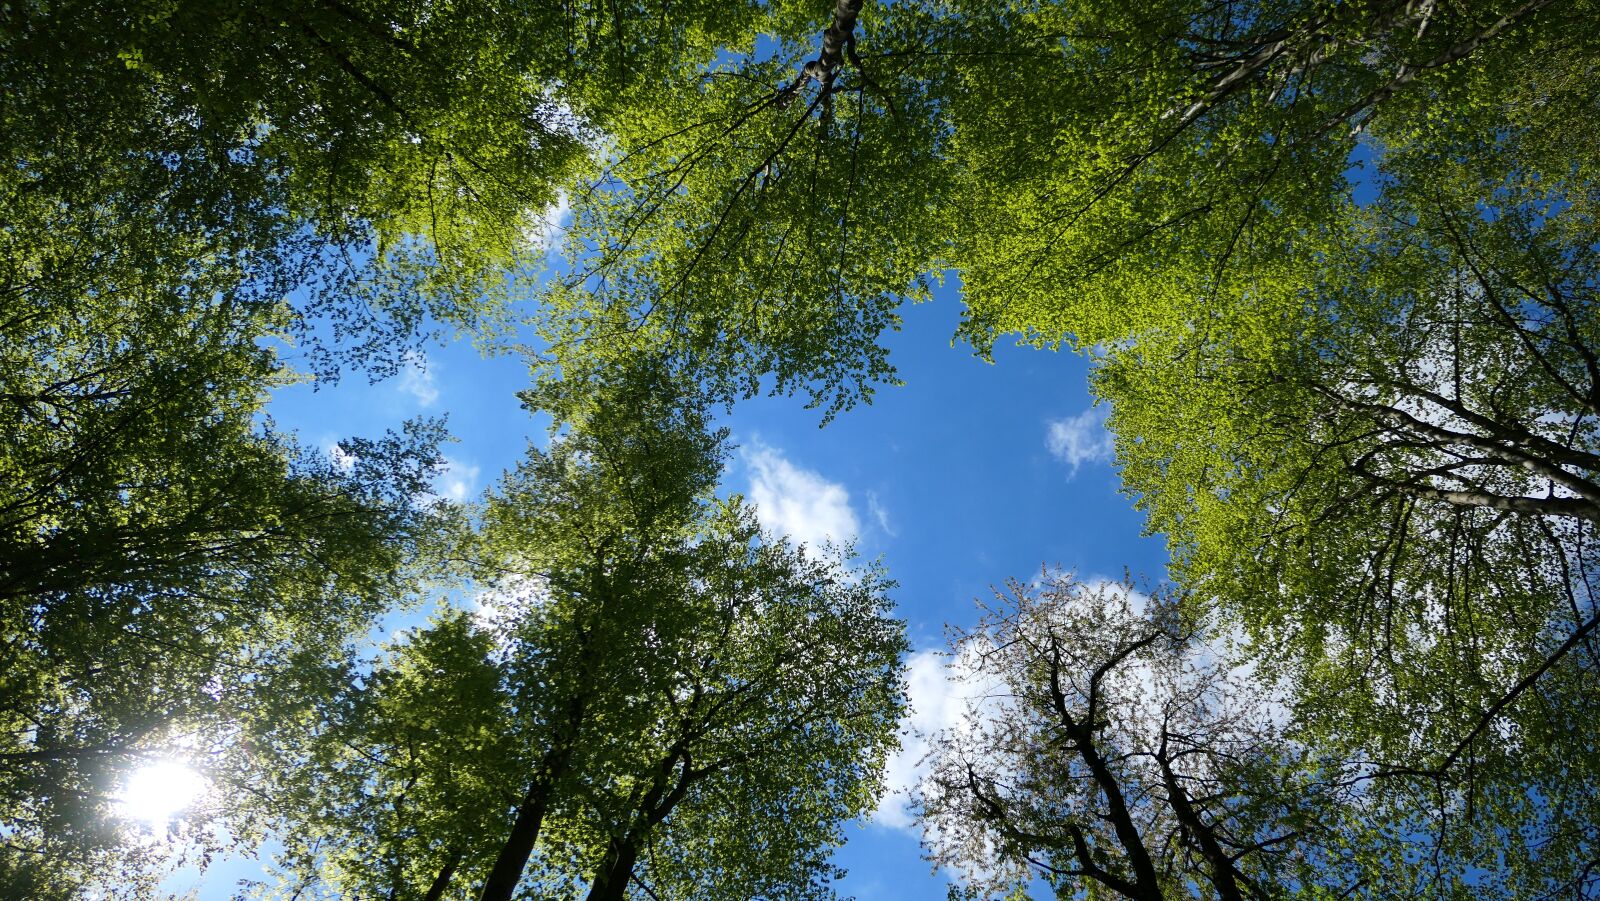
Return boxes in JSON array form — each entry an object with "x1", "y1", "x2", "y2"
[
  {"x1": 477, "y1": 618, "x2": 601, "y2": 901},
  {"x1": 476, "y1": 777, "x2": 561, "y2": 901},
  {"x1": 423, "y1": 847, "x2": 464, "y2": 901},
  {"x1": 582, "y1": 833, "x2": 643, "y2": 901},
  {"x1": 582, "y1": 745, "x2": 696, "y2": 901},
  {"x1": 477, "y1": 688, "x2": 589, "y2": 901}
]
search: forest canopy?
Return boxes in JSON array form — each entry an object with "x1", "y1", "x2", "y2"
[{"x1": 2, "y1": 0, "x2": 1596, "y2": 898}]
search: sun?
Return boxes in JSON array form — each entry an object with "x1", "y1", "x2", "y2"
[{"x1": 115, "y1": 760, "x2": 207, "y2": 830}]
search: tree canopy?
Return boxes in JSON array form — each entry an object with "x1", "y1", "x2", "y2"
[
  {"x1": 530, "y1": 4, "x2": 1600, "y2": 893},
  {"x1": 537, "y1": 0, "x2": 1596, "y2": 406},
  {"x1": 0, "y1": 281, "x2": 448, "y2": 896},
  {"x1": 3, "y1": 0, "x2": 1598, "y2": 897},
  {"x1": 242, "y1": 365, "x2": 907, "y2": 901},
  {"x1": 922, "y1": 575, "x2": 1426, "y2": 900}
]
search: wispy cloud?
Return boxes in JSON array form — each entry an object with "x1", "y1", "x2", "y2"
[
  {"x1": 743, "y1": 442, "x2": 859, "y2": 550},
  {"x1": 398, "y1": 353, "x2": 440, "y2": 408},
  {"x1": 867, "y1": 491, "x2": 896, "y2": 538},
  {"x1": 1045, "y1": 406, "x2": 1114, "y2": 476},
  {"x1": 435, "y1": 457, "x2": 480, "y2": 503},
  {"x1": 526, "y1": 191, "x2": 572, "y2": 254}
]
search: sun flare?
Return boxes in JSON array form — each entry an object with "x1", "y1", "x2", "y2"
[{"x1": 116, "y1": 760, "x2": 207, "y2": 830}]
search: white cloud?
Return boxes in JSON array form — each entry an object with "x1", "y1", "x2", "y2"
[
  {"x1": 876, "y1": 649, "x2": 959, "y2": 829},
  {"x1": 325, "y1": 440, "x2": 358, "y2": 472},
  {"x1": 398, "y1": 353, "x2": 440, "y2": 408},
  {"x1": 874, "y1": 643, "x2": 1007, "y2": 832},
  {"x1": 1045, "y1": 406, "x2": 1114, "y2": 475},
  {"x1": 435, "y1": 457, "x2": 481, "y2": 503},
  {"x1": 866, "y1": 491, "x2": 896, "y2": 538},
  {"x1": 525, "y1": 191, "x2": 572, "y2": 254},
  {"x1": 744, "y1": 443, "x2": 859, "y2": 550}
]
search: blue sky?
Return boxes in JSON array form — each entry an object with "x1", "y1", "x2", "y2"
[{"x1": 167, "y1": 273, "x2": 1168, "y2": 898}]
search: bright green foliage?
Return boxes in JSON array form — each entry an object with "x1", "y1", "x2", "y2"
[
  {"x1": 242, "y1": 611, "x2": 519, "y2": 901},
  {"x1": 528, "y1": 3, "x2": 1600, "y2": 893},
  {"x1": 935, "y1": 0, "x2": 1592, "y2": 351},
  {"x1": 1, "y1": 0, "x2": 757, "y2": 374},
  {"x1": 473, "y1": 366, "x2": 905, "y2": 900},
  {"x1": 930, "y1": 6, "x2": 1600, "y2": 893},
  {"x1": 555, "y1": 506, "x2": 904, "y2": 901},
  {"x1": 539, "y1": 0, "x2": 953, "y2": 418},
  {"x1": 1093, "y1": 111, "x2": 1600, "y2": 897},
  {"x1": 248, "y1": 365, "x2": 907, "y2": 901},
  {"x1": 6, "y1": 0, "x2": 1597, "y2": 896},
  {"x1": 546, "y1": 0, "x2": 1594, "y2": 408},
  {"x1": 0, "y1": 290, "x2": 448, "y2": 895}
]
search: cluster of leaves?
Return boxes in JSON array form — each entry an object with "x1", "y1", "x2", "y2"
[
  {"x1": 1, "y1": 0, "x2": 759, "y2": 376},
  {"x1": 0, "y1": 269, "x2": 449, "y2": 893},
  {"x1": 540, "y1": 0, "x2": 1595, "y2": 400},
  {"x1": 4, "y1": 2, "x2": 921, "y2": 897},
  {"x1": 239, "y1": 367, "x2": 907, "y2": 901},
  {"x1": 531, "y1": 0, "x2": 958, "y2": 418}
]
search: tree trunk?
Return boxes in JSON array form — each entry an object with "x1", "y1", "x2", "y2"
[
  {"x1": 476, "y1": 777, "x2": 560, "y2": 901},
  {"x1": 1046, "y1": 640, "x2": 1165, "y2": 900},
  {"x1": 477, "y1": 632, "x2": 597, "y2": 901},
  {"x1": 581, "y1": 745, "x2": 696, "y2": 901},
  {"x1": 423, "y1": 847, "x2": 464, "y2": 901},
  {"x1": 476, "y1": 778, "x2": 560, "y2": 901},
  {"x1": 477, "y1": 703, "x2": 589, "y2": 901},
  {"x1": 1158, "y1": 752, "x2": 1245, "y2": 901},
  {"x1": 582, "y1": 833, "x2": 643, "y2": 901}
]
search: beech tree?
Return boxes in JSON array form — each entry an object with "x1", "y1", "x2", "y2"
[
  {"x1": 922, "y1": 574, "x2": 1450, "y2": 900},
  {"x1": 0, "y1": 5, "x2": 751, "y2": 891},
  {"x1": 1093, "y1": 163, "x2": 1600, "y2": 897},
  {"x1": 468, "y1": 364, "x2": 736, "y2": 901},
  {"x1": 2, "y1": 0, "x2": 763, "y2": 376},
  {"x1": 0, "y1": 291, "x2": 449, "y2": 896},
  {"x1": 7, "y1": 0, "x2": 1597, "y2": 896},
  {"x1": 538, "y1": 0, "x2": 1592, "y2": 411},
  {"x1": 244, "y1": 364, "x2": 906, "y2": 901},
  {"x1": 237, "y1": 610, "x2": 520, "y2": 901},
  {"x1": 561, "y1": 509, "x2": 902, "y2": 901}
]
